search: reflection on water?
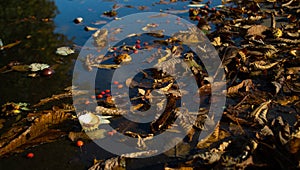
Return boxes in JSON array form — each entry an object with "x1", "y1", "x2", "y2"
[{"x1": 0, "y1": 0, "x2": 74, "y2": 105}]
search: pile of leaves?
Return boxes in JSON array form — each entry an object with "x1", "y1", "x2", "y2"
[
  {"x1": 88, "y1": 0, "x2": 300, "y2": 169},
  {"x1": 0, "y1": 0, "x2": 299, "y2": 170}
]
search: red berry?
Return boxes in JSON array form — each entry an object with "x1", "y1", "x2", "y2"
[
  {"x1": 107, "y1": 131, "x2": 114, "y2": 136},
  {"x1": 113, "y1": 47, "x2": 117, "y2": 51},
  {"x1": 27, "y1": 153, "x2": 34, "y2": 158},
  {"x1": 91, "y1": 95, "x2": 96, "y2": 99},
  {"x1": 133, "y1": 50, "x2": 138, "y2": 54},
  {"x1": 101, "y1": 91, "x2": 105, "y2": 95},
  {"x1": 105, "y1": 89, "x2": 110, "y2": 93},
  {"x1": 211, "y1": 7, "x2": 216, "y2": 11},
  {"x1": 76, "y1": 140, "x2": 84, "y2": 147},
  {"x1": 97, "y1": 94, "x2": 103, "y2": 98},
  {"x1": 196, "y1": 16, "x2": 201, "y2": 21},
  {"x1": 205, "y1": 5, "x2": 209, "y2": 9},
  {"x1": 113, "y1": 81, "x2": 119, "y2": 85},
  {"x1": 136, "y1": 39, "x2": 141, "y2": 44},
  {"x1": 135, "y1": 44, "x2": 141, "y2": 49},
  {"x1": 117, "y1": 84, "x2": 123, "y2": 89},
  {"x1": 85, "y1": 100, "x2": 90, "y2": 105}
]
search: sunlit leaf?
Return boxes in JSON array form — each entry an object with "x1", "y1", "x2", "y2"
[
  {"x1": 28, "y1": 63, "x2": 49, "y2": 72},
  {"x1": 56, "y1": 46, "x2": 75, "y2": 56}
]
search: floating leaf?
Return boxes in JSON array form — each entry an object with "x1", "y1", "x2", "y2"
[
  {"x1": 0, "y1": 40, "x2": 21, "y2": 50},
  {"x1": 28, "y1": 63, "x2": 49, "y2": 72},
  {"x1": 84, "y1": 26, "x2": 98, "y2": 31},
  {"x1": 56, "y1": 47, "x2": 75, "y2": 56},
  {"x1": 92, "y1": 20, "x2": 108, "y2": 25},
  {"x1": 103, "y1": 10, "x2": 117, "y2": 17},
  {"x1": 93, "y1": 29, "x2": 108, "y2": 48},
  {"x1": 187, "y1": 4, "x2": 206, "y2": 7},
  {"x1": 11, "y1": 65, "x2": 29, "y2": 72}
]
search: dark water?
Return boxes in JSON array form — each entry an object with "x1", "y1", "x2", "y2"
[{"x1": 0, "y1": 0, "x2": 221, "y2": 169}]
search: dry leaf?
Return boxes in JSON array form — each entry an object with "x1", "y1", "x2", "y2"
[
  {"x1": 246, "y1": 25, "x2": 269, "y2": 38},
  {"x1": 0, "y1": 110, "x2": 71, "y2": 156},
  {"x1": 211, "y1": 37, "x2": 222, "y2": 46}
]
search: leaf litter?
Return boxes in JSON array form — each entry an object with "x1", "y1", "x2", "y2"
[{"x1": 1, "y1": 0, "x2": 300, "y2": 169}]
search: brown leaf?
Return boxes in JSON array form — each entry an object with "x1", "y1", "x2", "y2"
[
  {"x1": 227, "y1": 79, "x2": 254, "y2": 95},
  {"x1": 0, "y1": 110, "x2": 71, "y2": 157},
  {"x1": 197, "y1": 123, "x2": 230, "y2": 149},
  {"x1": 246, "y1": 25, "x2": 269, "y2": 38},
  {"x1": 68, "y1": 131, "x2": 90, "y2": 141},
  {"x1": 11, "y1": 65, "x2": 29, "y2": 72}
]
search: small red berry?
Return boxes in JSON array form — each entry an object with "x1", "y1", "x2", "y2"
[
  {"x1": 27, "y1": 153, "x2": 34, "y2": 158},
  {"x1": 211, "y1": 7, "x2": 216, "y2": 11},
  {"x1": 135, "y1": 44, "x2": 141, "y2": 49},
  {"x1": 107, "y1": 131, "x2": 114, "y2": 136},
  {"x1": 136, "y1": 39, "x2": 141, "y2": 44},
  {"x1": 76, "y1": 140, "x2": 84, "y2": 147},
  {"x1": 97, "y1": 94, "x2": 103, "y2": 98},
  {"x1": 113, "y1": 81, "x2": 119, "y2": 85},
  {"x1": 105, "y1": 89, "x2": 110, "y2": 93},
  {"x1": 91, "y1": 95, "x2": 96, "y2": 99},
  {"x1": 133, "y1": 50, "x2": 138, "y2": 54},
  {"x1": 113, "y1": 47, "x2": 117, "y2": 51},
  {"x1": 117, "y1": 84, "x2": 123, "y2": 89},
  {"x1": 101, "y1": 91, "x2": 105, "y2": 95},
  {"x1": 85, "y1": 100, "x2": 90, "y2": 105},
  {"x1": 196, "y1": 16, "x2": 201, "y2": 21},
  {"x1": 205, "y1": 5, "x2": 209, "y2": 9}
]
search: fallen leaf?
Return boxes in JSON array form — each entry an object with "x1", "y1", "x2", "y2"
[
  {"x1": 246, "y1": 25, "x2": 269, "y2": 38},
  {"x1": 56, "y1": 47, "x2": 75, "y2": 56},
  {"x1": 28, "y1": 63, "x2": 49, "y2": 72}
]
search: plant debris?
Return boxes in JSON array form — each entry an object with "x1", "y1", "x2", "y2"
[{"x1": 1, "y1": 0, "x2": 299, "y2": 169}]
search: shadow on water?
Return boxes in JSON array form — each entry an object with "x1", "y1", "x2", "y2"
[
  {"x1": 0, "y1": 0, "x2": 74, "y2": 105},
  {"x1": 0, "y1": 0, "x2": 92, "y2": 169}
]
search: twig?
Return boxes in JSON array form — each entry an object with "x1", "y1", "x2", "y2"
[{"x1": 233, "y1": 94, "x2": 250, "y2": 109}]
